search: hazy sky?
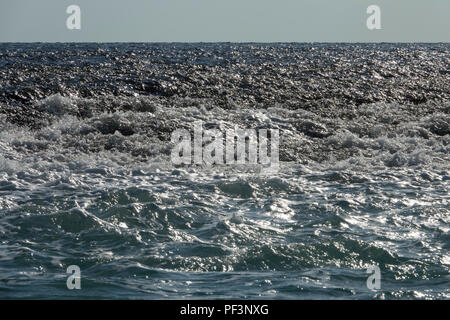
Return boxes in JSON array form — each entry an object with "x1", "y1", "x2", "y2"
[{"x1": 0, "y1": 0, "x2": 449, "y2": 42}]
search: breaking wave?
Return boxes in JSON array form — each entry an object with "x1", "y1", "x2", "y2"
[{"x1": 0, "y1": 43, "x2": 448, "y2": 299}]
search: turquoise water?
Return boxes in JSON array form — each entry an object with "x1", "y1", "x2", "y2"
[{"x1": 0, "y1": 43, "x2": 449, "y2": 299}]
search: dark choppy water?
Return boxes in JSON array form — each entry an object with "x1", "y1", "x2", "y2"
[{"x1": 0, "y1": 43, "x2": 449, "y2": 299}]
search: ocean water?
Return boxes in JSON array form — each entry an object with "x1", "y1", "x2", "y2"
[{"x1": 0, "y1": 43, "x2": 448, "y2": 299}]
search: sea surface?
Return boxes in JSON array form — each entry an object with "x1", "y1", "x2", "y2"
[{"x1": 0, "y1": 43, "x2": 449, "y2": 299}]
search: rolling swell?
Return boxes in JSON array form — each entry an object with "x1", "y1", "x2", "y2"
[{"x1": 0, "y1": 43, "x2": 449, "y2": 299}]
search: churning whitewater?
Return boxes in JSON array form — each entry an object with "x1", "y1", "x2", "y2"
[{"x1": 0, "y1": 43, "x2": 449, "y2": 299}]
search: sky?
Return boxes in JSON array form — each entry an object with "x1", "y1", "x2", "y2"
[{"x1": 0, "y1": 0, "x2": 449, "y2": 42}]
